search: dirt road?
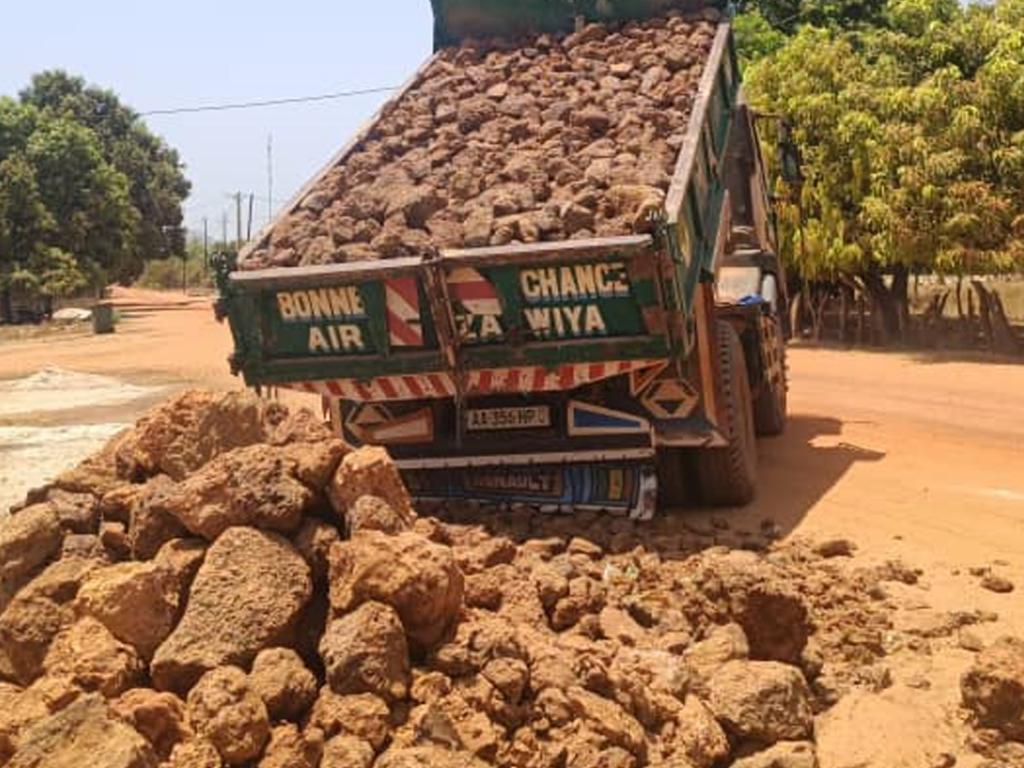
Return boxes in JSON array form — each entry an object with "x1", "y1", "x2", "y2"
[
  {"x1": 2, "y1": 290, "x2": 1021, "y2": 586},
  {"x1": 2, "y1": 289, "x2": 1023, "y2": 763}
]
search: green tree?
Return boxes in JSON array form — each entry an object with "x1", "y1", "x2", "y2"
[
  {"x1": 744, "y1": 0, "x2": 1024, "y2": 341},
  {"x1": 20, "y1": 71, "x2": 191, "y2": 276},
  {"x1": 25, "y1": 117, "x2": 140, "y2": 286}
]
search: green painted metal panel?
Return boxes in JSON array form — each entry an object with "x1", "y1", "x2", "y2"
[
  {"x1": 448, "y1": 256, "x2": 646, "y2": 347},
  {"x1": 224, "y1": 247, "x2": 669, "y2": 386},
  {"x1": 431, "y1": 0, "x2": 724, "y2": 48},
  {"x1": 217, "y1": 19, "x2": 750, "y2": 393}
]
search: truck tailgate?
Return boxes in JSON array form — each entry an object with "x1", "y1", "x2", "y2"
[{"x1": 219, "y1": 235, "x2": 675, "y2": 399}]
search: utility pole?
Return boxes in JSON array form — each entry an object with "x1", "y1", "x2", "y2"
[
  {"x1": 235, "y1": 192, "x2": 243, "y2": 252},
  {"x1": 267, "y1": 134, "x2": 274, "y2": 225},
  {"x1": 247, "y1": 193, "x2": 255, "y2": 241}
]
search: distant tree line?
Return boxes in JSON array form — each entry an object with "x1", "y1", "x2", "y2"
[
  {"x1": 0, "y1": 71, "x2": 190, "y2": 322},
  {"x1": 736, "y1": 0, "x2": 1024, "y2": 347}
]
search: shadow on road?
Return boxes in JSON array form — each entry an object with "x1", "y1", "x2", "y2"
[
  {"x1": 694, "y1": 414, "x2": 887, "y2": 538},
  {"x1": 432, "y1": 414, "x2": 886, "y2": 560}
]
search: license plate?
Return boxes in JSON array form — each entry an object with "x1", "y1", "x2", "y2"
[{"x1": 466, "y1": 406, "x2": 551, "y2": 431}]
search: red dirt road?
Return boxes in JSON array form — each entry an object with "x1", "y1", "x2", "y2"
[
  {"x1": 2, "y1": 289, "x2": 1023, "y2": 763},
  {"x1": 2, "y1": 291, "x2": 1021, "y2": 591}
]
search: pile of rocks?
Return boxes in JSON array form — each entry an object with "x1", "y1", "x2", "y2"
[
  {"x1": 961, "y1": 637, "x2": 1024, "y2": 766},
  {"x1": 0, "y1": 390, "x2": 900, "y2": 768},
  {"x1": 240, "y1": 12, "x2": 720, "y2": 270}
]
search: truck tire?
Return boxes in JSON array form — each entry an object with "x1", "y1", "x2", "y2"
[
  {"x1": 696, "y1": 321, "x2": 758, "y2": 506},
  {"x1": 656, "y1": 448, "x2": 692, "y2": 509},
  {"x1": 754, "y1": 316, "x2": 787, "y2": 436}
]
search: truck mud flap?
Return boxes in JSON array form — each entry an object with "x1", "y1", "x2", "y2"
[{"x1": 402, "y1": 462, "x2": 657, "y2": 520}]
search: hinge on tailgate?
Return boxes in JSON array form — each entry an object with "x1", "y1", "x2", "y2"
[{"x1": 421, "y1": 255, "x2": 467, "y2": 448}]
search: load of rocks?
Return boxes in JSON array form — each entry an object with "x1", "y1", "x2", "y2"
[
  {"x1": 1, "y1": 390, "x2": 901, "y2": 767},
  {"x1": 240, "y1": 12, "x2": 720, "y2": 270}
]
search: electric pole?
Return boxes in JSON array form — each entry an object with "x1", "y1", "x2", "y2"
[
  {"x1": 247, "y1": 193, "x2": 255, "y2": 241},
  {"x1": 235, "y1": 192, "x2": 243, "y2": 252},
  {"x1": 267, "y1": 134, "x2": 274, "y2": 225}
]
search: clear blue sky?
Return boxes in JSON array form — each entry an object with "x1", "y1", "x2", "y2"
[{"x1": 0, "y1": 1, "x2": 435, "y2": 238}]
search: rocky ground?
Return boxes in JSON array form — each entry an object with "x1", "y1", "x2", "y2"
[
  {"x1": 1, "y1": 390, "x2": 1023, "y2": 767},
  {"x1": 240, "y1": 12, "x2": 718, "y2": 270}
]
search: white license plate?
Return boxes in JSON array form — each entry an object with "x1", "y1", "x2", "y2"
[{"x1": 466, "y1": 406, "x2": 551, "y2": 431}]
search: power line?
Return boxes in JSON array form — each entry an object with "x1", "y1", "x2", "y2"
[{"x1": 141, "y1": 85, "x2": 399, "y2": 116}]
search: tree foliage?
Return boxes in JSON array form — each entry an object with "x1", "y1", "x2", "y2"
[
  {"x1": 740, "y1": 0, "x2": 1024, "y2": 336},
  {"x1": 20, "y1": 71, "x2": 191, "y2": 273},
  {"x1": 0, "y1": 72, "x2": 190, "y2": 319}
]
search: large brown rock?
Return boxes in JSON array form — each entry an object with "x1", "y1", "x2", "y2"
[
  {"x1": 74, "y1": 561, "x2": 179, "y2": 659},
  {"x1": 347, "y1": 494, "x2": 411, "y2": 536},
  {"x1": 45, "y1": 488, "x2": 100, "y2": 534},
  {"x1": 707, "y1": 660, "x2": 813, "y2": 745},
  {"x1": 115, "y1": 390, "x2": 271, "y2": 481},
  {"x1": 7, "y1": 693, "x2": 158, "y2": 768},
  {"x1": 669, "y1": 695, "x2": 730, "y2": 768},
  {"x1": 248, "y1": 647, "x2": 318, "y2": 722},
  {"x1": 0, "y1": 504, "x2": 62, "y2": 601},
  {"x1": 373, "y1": 745, "x2": 490, "y2": 768},
  {"x1": 328, "y1": 446, "x2": 416, "y2": 523},
  {"x1": 683, "y1": 622, "x2": 750, "y2": 692},
  {"x1": 321, "y1": 734, "x2": 375, "y2": 768},
  {"x1": 320, "y1": 601, "x2": 410, "y2": 702},
  {"x1": 166, "y1": 739, "x2": 222, "y2": 768},
  {"x1": 151, "y1": 527, "x2": 312, "y2": 694},
  {"x1": 328, "y1": 530, "x2": 463, "y2": 649},
  {"x1": 736, "y1": 583, "x2": 812, "y2": 666},
  {"x1": 307, "y1": 688, "x2": 391, "y2": 749},
  {"x1": 732, "y1": 741, "x2": 818, "y2": 768},
  {"x1": 52, "y1": 428, "x2": 128, "y2": 499},
  {"x1": 293, "y1": 518, "x2": 341, "y2": 585},
  {"x1": 146, "y1": 442, "x2": 344, "y2": 541},
  {"x1": 258, "y1": 723, "x2": 323, "y2": 768},
  {"x1": 186, "y1": 666, "x2": 269, "y2": 766},
  {"x1": 43, "y1": 616, "x2": 143, "y2": 698},
  {"x1": 153, "y1": 538, "x2": 207, "y2": 601},
  {"x1": 961, "y1": 635, "x2": 1024, "y2": 740},
  {"x1": 0, "y1": 677, "x2": 81, "y2": 762},
  {"x1": 112, "y1": 688, "x2": 191, "y2": 760},
  {"x1": 126, "y1": 476, "x2": 189, "y2": 559},
  {"x1": 565, "y1": 686, "x2": 646, "y2": 756},
  {"x1": 0, "y1": 591, "x2": 74, "y2": 685}
]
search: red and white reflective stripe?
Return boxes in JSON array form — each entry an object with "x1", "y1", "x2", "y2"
[
  {"x1": 447, "y1": 267, "x2": 502, "y2": 316},
  {"x1": 465, "y1": 359, "x2": 663, "y2": 395},
  {"x1": 384, "y1": 277, "x2": 424, "y2": 347},
  {"x1": 284, "y1": 360, "x2": 661, "y2": 402},
  {"x1": 285, "y1": 373, "x2": 454, "y2": 401}
]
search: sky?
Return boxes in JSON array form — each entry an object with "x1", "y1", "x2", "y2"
[{"x1": 0, "y1": 0, "x2": 435, "y2": 237}]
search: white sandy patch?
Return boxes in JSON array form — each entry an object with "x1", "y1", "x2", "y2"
[
  {"x1": 0, "y1": 423, "x2": 127, "y2": 512},
  {"x1": 0, "y1": 366, "x2": 157, "y2": 418}
]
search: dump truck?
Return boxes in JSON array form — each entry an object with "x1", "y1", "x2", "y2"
[{"x1": 215, "y1": 0, "x2": 793, "y2": 519}]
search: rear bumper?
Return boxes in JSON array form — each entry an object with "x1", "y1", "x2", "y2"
[
  {"x1": 403, "y1": 459, "x2": 657, "y2": 520},
  {"x1": 394, "y1": 447, "x2": 654, "y2": 469}
]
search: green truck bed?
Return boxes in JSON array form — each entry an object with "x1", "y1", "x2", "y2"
[
  {"x1": 217, "y1": 23, "x2": 740, "y2": 394},
  {"x1": 215, "y1": 13, "x2": 779, "y2": 518}
]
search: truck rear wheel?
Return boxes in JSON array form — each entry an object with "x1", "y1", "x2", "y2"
[
  {"x1": 656, "y1": 448, "x2": 693, "y2": 509},
  {"x1": 696, "y1": 321, "x2": 758, "y2": 506},
  {"x1": 754, "y1": 316, "x2": 787, "y2": 436}
]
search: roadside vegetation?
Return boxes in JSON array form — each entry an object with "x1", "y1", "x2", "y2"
[
  {"x1": 737, "y1": 0, "x2": 1024, "y2": 350},
  {"x1": 0, "y1": 72, "x2": 190, "y2": 323}
]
